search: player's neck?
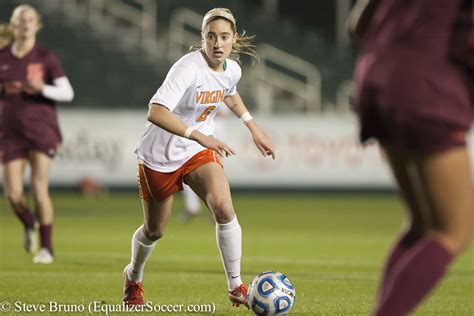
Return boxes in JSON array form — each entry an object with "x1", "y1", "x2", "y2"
[
  {"x1": 200, "y1": 50, "x2": 225, "y2": 72},
  {"x1": 13, "y1": 38, "x2": 36, "y2": 58}
]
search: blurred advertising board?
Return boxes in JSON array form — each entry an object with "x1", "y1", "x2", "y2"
[{"x1": 2, "y1": 110, "x2": 473, "y2": 189}]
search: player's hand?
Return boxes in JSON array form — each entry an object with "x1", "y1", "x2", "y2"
[
  {"x1": 197, "y1": 134, "x2": 236, "y2": 158},
  {"x1": 23, "y1": 79, "x2": 44, "y2": 94},
  {"x1": 252, "y1": 129, "x2": 275, "y2": 160}
]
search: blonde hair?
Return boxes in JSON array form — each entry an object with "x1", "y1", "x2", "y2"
[
  {"x1": 0, "y1": 23, "x2": 13, "y2": 49},
  {"x1": 0, "y1": 4, "x2": 42, "y2": 48},
  {"x1": 193, "y1": 8, "x2": 259, "y2": 65},
  {"x1": 10, "y1": 4, "x2": 42, "y2": 27}
]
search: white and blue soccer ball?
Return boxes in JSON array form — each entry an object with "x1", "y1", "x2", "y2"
[{"x1": 247, "y1": 271, "x2": 296, "y2": 315}]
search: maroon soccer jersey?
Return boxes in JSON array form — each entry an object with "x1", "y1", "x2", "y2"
[
  {"x1": 0, "y1": 45, "x2": 66, "y2": 161},
  {"x1": 353, "y1": 0, "x2": 473, "y2": 153}
]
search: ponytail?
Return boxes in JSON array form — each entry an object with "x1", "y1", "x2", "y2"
[
  {"x1": 0, "y1": 23, "x2": 13, "y2": 49},
  {"x1": 230, "y1": 30, "x2": 259, "y2": 65}
]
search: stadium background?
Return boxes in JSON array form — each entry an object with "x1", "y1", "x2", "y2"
[{"x1": 0, "y1": 0, "x2": 473, "y2": 315}]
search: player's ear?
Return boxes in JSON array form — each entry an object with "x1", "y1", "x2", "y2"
[{"x1": 233, "y1": 32, "x2": 237, "y2": 44}]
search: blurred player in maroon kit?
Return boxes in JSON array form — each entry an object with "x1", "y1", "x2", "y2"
[
  {"x1": 348, "y1": 0, "x2": 473, "y2": 315},
  {"x1": 0, "y1": 5, "x2": 74, "y2": 264}
]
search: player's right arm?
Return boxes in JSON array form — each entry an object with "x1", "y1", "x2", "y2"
[{"x1": 147, "y1": 103, "x2": 235, "y2": 157}]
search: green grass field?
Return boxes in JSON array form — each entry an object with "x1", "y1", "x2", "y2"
[{"x1": 0, "y1": 192, "x2": 473, "y2": 315}]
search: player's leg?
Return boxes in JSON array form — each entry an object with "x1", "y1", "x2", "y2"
[
  {"x1": 181, "y1": 184, "x2": 201, "y2": 222},
  {"x1": 375, "y1": 147, "x2": 432, "y2": 301},
  {"x1": 420, "y1": 147, "x2": 473, "y2": 255},
  {"x1": 123, "y1": 197, "x2": 174, "y2": 305},
  {"x1": 124, "y1": 163, "x2": 176, "y2": 305},
  {"x1": 28, "y1": 150, "x2": 54, "y2": 263},
  {"x1": 3, "y1": 159, "x2": 30, "y2": 216},
  {"x1": 127, "y1": 196, "x2": 174, "y2": 282},
  {"x1": 374, "y1": 147, "x2": 473, "y2": 316},
  {"x1": 185, "y1": 162, "x2": 248, "y2": 308},
  {"x1": 3, "y1": 158, "x2": 37, "y2": 253}
]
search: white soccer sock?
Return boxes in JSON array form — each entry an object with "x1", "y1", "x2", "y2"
[
  {"x1": 183, "y1": 185, "x2": 201, "y2": 214},
  {"x1": 216, "y1": 216, "x2": 242, "y2": 290},
  {"x1": 128, "y1": 225, "x2": 157, "y2": 283}
]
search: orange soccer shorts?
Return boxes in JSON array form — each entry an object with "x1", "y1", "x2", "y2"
[{"x1": 137, "y1": 149, "x2": 221, "y2": 202}]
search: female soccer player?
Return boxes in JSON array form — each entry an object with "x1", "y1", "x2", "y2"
[
  {"x1": 0, "y1": 5, "x2": 74, "y2": 264},
  {"x1": 349, "y1": 0, "x2": 473, "y2": 315},
  {"x1": 122, "y1": 8, "x2": 275, "y2": 307}
]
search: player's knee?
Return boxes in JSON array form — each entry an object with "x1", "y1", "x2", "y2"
[
  {"x1": 207, "y1": 195, "x2": 234, "y2": 223},
  {"x1": 6, "y1": 190, "x2": 23, "y2": 207},
  {"x1": 31, "y1": 187, "x2": 51, "y2": 203},
  {"x1": 32, "y1": 195, "x2": 49, "y2": 208}
]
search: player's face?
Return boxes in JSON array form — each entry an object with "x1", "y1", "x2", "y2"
[
  {"x1": 13, "y1": 9, "x2": 40, "y2": 41},
  {"x1": 202, "y1": 19, "x2": 237, "y2": 70}
]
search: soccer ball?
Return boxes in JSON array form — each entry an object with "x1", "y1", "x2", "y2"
[{"x1": 247, "y1": 271, "x2": 296, "y2": 315}]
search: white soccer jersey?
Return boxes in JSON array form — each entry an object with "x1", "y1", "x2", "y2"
[{"x1": 135, "y1": 50, "x2": 242, "y2": 172}]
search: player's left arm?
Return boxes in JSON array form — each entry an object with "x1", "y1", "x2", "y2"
[
  {"x1": 25, "y1": 76, "x2": 74, "y2": 102},
  {"x1": 224, "y1": 92, "x2": 276, "y2": 159},
  {"x1": 24, "y1": 53, "x2": 74, "y2": 102}
]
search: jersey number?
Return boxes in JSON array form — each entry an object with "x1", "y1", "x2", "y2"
[{"x1": 196, "y1": 106, "x2": 216, "y2": 122}]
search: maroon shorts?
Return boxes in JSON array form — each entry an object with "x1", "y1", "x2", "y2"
[
  {"x1": 358, "y1": 103, "x2": 468, "y2": 155},
  {"x1": 1, "y1": 105, "x2": 62, "y2": 164},
  {"x1": 1, "y1": 135, "x2": 60, "y2": 164},
  {"x1": 354, "y1": 50, "x2": 472, "y2": 155}
]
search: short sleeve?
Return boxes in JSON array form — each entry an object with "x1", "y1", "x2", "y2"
[
  {"x1": 149, "y1": 64, "x2": 197, "y2": 111},
  {"x1": 46, "y1": 52, "x2": 66, "y2": 80},
  {"x1": 225, "y1": 61, "x2": 242, "y2": 97}
]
